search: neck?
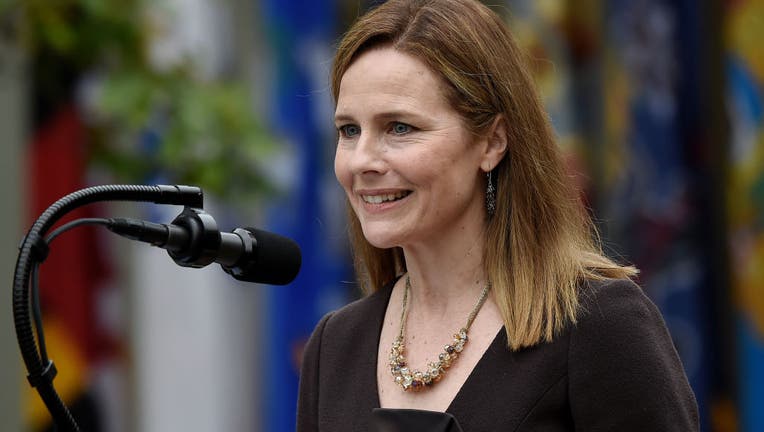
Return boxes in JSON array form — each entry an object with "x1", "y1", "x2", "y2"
[{"x1": 401, "y1": 223, "x2": 487, "y2": 313}]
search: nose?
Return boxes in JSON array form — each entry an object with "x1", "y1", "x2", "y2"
[{"x1": 343, "y1": 130, "x2": 388, "y2": 175}]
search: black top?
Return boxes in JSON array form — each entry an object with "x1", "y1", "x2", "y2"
[{"x1": 296, "y1": 278, "x2": 699, "y2": 431}]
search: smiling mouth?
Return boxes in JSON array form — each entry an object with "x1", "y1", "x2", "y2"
[{"x1": 361, "y1": 190, "x2": 411, "y2": 204}]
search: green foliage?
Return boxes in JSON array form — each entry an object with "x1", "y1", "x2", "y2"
[{"x1": 2, "y1": 0, "x2": 278, "y2": 203}]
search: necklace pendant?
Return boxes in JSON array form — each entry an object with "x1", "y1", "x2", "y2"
[
  {"x1": 390, "y1": 276, "x2": 490, "y2": 392},
  {"x1": 388, "y1": 328, "x2": 468, "y2": 392}
]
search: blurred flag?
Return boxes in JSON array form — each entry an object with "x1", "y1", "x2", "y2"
[
  {"x1": 258, "y1": 0, "x2": 352, "y2": 430},
  {"x1": 598, "y1": 0, "x2": 715, "y2": 429},
  {"x1": 25, "y1": 103, "x2": 119, "y2": 432},
  {"x1": 725, "y1": 1, "x2": 764, "y2": 431}
]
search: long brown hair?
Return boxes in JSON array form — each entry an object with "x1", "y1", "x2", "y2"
[{"x1": 331, "y1": 0, "x2": 636, "y2": 350}]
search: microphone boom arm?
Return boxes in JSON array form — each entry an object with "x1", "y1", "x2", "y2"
[{"x1": 13, "y1": 185, "x2": 203, "y2": 431}]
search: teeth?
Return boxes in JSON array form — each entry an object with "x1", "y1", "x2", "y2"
[{"x1": 362, "y1": 191, "x2": 409, "y2": 204}]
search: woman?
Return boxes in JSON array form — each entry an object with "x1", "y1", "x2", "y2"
[{"x1": 297, "y1": 0, "x2": 699, "y2": 430}]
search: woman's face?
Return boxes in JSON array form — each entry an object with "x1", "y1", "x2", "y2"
[{"x1": 334, "y1": 47, "x2": 488, "y2": 250}]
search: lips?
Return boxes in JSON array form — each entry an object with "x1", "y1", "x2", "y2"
[{"x1": 360, "y1": 190, "x2": 411, "y2": 204}]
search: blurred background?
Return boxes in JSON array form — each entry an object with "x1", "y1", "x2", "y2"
[{"x1": 0, "y1": 0, "x2": 761, "y2": 430}]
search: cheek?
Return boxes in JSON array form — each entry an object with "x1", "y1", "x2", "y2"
[
  {"x1": 334, "y1": 149, "x2": 352, "y2": 192},
  {"x1": 405, "y1": 153, "x2": 453, "y2": 186},
  {"x1": 333, "y1": 148, "x2": 346, "y2": 183}
]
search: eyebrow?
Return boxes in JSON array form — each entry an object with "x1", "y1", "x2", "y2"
[
  {"x1": 334, "y1": 110, "x2": 427, "y2": 124},
  {"x1": 333, "y1": 113, "x2": 355, "y2": 124}
]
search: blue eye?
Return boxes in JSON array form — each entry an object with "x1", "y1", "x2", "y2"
[
  {"x1": 392, "y1": 122, "x2": 411, "y2": 135},
  {"x1": 340, "y1": 124, "x2": 360, "y2": 137}
]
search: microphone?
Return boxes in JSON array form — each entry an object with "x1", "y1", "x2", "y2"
[{"x1": 107, "y1": 207, "x2": 301, "y2": 285}]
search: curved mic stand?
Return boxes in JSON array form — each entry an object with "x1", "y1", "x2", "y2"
[{"x1": 13, "y1": 185, "x2": 203, "y2": 431}]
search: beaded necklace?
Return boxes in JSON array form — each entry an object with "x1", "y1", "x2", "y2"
[{"x1": 388, "y1": 275, "x2": 491, "y2": 391}]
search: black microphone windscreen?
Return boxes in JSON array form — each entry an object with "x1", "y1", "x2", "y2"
[{"x1": 227, "y1": 228, "x2": 301, "y2": 285}]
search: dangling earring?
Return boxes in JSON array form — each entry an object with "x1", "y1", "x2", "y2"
[{"x1": 486, "y1": 170, "x2": 496, "y2": 217}]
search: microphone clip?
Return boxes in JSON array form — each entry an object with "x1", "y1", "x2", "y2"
[{"x1": 168, "y1": 207, "x2": 222, "y2": 268}]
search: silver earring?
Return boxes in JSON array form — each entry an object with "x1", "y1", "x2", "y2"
[{"x1": 486, "y1": 170, "x2": 496, "y2": 217}]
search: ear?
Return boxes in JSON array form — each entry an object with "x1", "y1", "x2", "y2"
[{"x1": 480, "y1": 115, "x2": 508, "y2": 172}]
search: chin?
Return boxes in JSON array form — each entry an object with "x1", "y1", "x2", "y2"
[
  {"x1": 360, "y1": 225, "x2": 403, "y2": 250},
  {"x1": 362, "y1": 234, "x2": 399, "y2": 250}
]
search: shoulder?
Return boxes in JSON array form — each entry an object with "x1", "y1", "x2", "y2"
[
  {"x1": 322, "y1": 285, "x2": 392, "y2": 334},
  {"x1": 303, "y1": 284, "x2": 392, "y2": 360},
  {"x1": 298, "y1": 285, "x2": 391, "y2": 430},
  {"x1": 568, "y1": 278, "x2": 699, "y2": 430},
  {"x1": 571, "y1": 277, "x2": 678, "y2": 368},
  {"x1": 572, "y1": 278, "x2": 681, "y2": 356},
  {"x1": 576, "y1": 278, "x2": 661, "y2": 332}
]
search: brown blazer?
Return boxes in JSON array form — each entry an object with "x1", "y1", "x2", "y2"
[{"x1": 297, "y1": 278, "x2": 699, "y2": 431}]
